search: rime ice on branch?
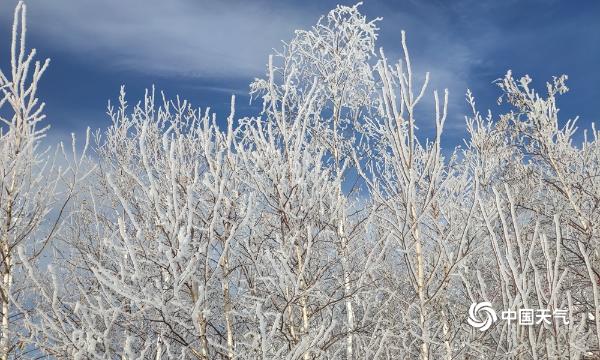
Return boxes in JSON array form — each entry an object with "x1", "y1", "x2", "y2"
[{"x1": 6, "y1": 2, "x2": 600, "y2": 359}]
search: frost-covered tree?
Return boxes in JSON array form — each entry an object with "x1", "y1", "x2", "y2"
[
  {"x1": 0, "y1": 3, "x2": 89, "y2": 359},
  {"x1": 250, "y1": 4, "x2": 380, "y2": 358},
  {"x1": 7, "y1": 1, "x2": 600, "y2": 359},
  {"x1": 21, "y1": 89, "x2": 254, "y2": 359},
  {"x1": 350, "y1": 31, "x2": 480, "y2": 359},
  {"x1": 462, "y1": 72, "x2": 600, "y2": 358}
]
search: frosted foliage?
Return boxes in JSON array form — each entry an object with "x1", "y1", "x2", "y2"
[
  {"x1": 3, "y1": 2, "x2": 600, "y2": 360},
  {"x1": 0, "y1": 2, "x2": 91, "y2": 360}
]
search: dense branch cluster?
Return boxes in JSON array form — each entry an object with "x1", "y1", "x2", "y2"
[{"x1": 1, "y1": 2, "x2": 599, "y2": 359}]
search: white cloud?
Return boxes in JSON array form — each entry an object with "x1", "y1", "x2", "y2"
[{"x1": 1, "y1": 0, "x2": 315, "y2": 78}]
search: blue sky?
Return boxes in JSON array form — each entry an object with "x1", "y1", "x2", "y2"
[{"x1": 0, "y1": 0, "x2": 598, "y2": 148}]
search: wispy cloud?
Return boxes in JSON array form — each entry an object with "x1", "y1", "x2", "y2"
[{"x1": 1, "y1": 0, "x2": 315, "y2": 78}]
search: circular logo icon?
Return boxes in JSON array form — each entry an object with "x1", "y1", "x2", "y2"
[{"x1": 467, "y1": 302, "x2": 497, "y2": 331}]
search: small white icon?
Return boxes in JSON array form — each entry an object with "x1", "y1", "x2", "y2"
[{"x1": 468, "y1": 302, "x2": 497, "y2": 331}]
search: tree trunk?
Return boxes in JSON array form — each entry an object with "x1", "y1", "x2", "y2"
[
  {"x1": 0, "y1": 258, "x2": 12, "y2": 360},
  {"x1": 411, "y1": 204, "x2": 428, "y2": 360},
  {"x1": 0, "y1": 187, "x2": 15, "y2": 360},
  {"x1": 221, "y1": 250, "x2": 234, "y2": 359}
]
